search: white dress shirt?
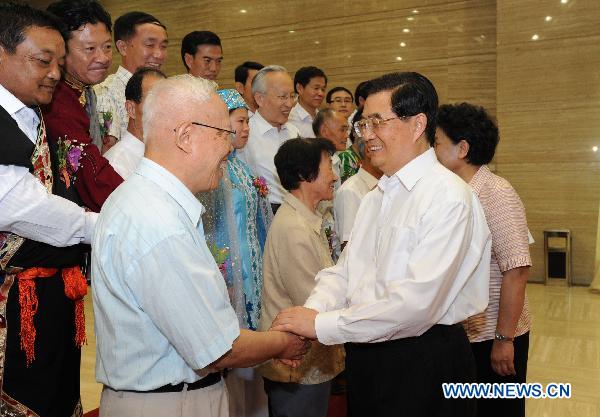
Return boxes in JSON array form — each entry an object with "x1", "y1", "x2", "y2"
[
  {"x1": 305, "y1": 148, "x2": 491, "y2": 345},
  {"x1": 94, "y1": 65, "x2": 132, "y2": 140},
  {"x1": 238, "y1": 110, "x2": 300, "y2": 204},
  {"x1": 0, "y1": 84, "x2": 96, "y2": 246},
  {"x1": 288, "y1": 102, "x2": 316, "y2": 138},
  {"x1": 334, "y1": 167, "x2": 378, "y2": 243},
  {"x1": 103, "y1": 130, "x2": 145, "y2": 179}
]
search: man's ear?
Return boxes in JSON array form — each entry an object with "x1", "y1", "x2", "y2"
[
  {"x1": 125, "y1": 99, "x2": 136, "y2": 120},
  {"x1": 184, "y1": 53, "x2": 194, "y2": 72},
  {"x1": 457, "y1": 139, "x2": 470, "y2": 160},
  {"x1": 234, "y1": 82, "x2": 244, "y2": 95},
  {"x1": 116, "y1": 39, "x2": 127, "y2": 56},
  {"x1": 413, "y1": 113, "x2": 427, "y2": 142},
  {"x1": 254, "y1": 91, "x2": 265, "y2": 108},
  {"x1": 174, "y1": 122, "x2": 193, "y2": 154}
]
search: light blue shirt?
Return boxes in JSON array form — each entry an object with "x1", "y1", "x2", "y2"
[{"x1": 92, "y1": 158, "x2": 240, "y2": 390}]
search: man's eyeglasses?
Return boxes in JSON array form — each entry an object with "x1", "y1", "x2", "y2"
[
  {"x1": 173, "y1": 122, "x2": 236, "y2": 141},
  {"x1": 330, "y1": 98, "x2": 353, "y2": 104},
  {"x1": 273, "y1": 93, "x2": 298, "y2": 102},
  {"x1": 191, "y1": 122, "x2": 236, "y2": 136},
  {"x1": 353, "y1": 116, "x2": 409, "y2": 137}
]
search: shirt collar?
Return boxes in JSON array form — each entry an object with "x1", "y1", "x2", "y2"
[
  {"x1": 284, "y1": 193, "x2": 324, "y2": 234},
  {"x1": 378, "y1": 147, "x2": 437, "y2": 193},
  {"x1": 468, "y1": 165, "x2": 491, "y2": 195},
  {"x1": 116, "y1": 66, "x2": 133, "y2": 84},
  {"x1": 291, "y1": 102, "x2": 313, "y2": 122},
  {"x1": 122, "y1": 130, "x2": 145, "y2": 152},
  {"x1": 0, "y1": 83, "x2": 28, "y2": 117},
  {"x1": 254, "y1": 108, "x2": 291, "y2": 136},
  {"x1": 357, "y1": 167, "x2": 379, "y2": 190},
  {"x1": 135, "y1": 158, "x2": 204, "y2": 226}
]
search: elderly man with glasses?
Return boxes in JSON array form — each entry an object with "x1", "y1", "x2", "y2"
[
  {"x1": 237, "y1": 65, "x2": 300, "y2": 215},
  {"x1": 92, "y1": 74, "x2": 308, "y2": 417}
]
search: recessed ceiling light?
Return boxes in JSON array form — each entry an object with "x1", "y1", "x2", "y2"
[
  {"x1": 560, "y1": 0, "x2": 568, "y2": 4},
  {"x1": 314, "y1": 40, "x2": 320, "y2": 44},
  {"x1": 239, "y1": 9, "x2": 247, "y2": 13},
  {"x1": 480, "y1": 34, "x2": 486, "y2": 39},
  {"x1": 403, "y1": 28, "x2": 410, "y2": 33},
  {"x1": 400, "y1": 42, "x2": 407, "y2": 47},
  {"x1": 593, "y1": 146, "x2": 598, "y2": 152},
  {"x1": 288, "y1": 30, "x2": 295, "y2": 33},
  {"x1": 412, "y1": 9, "x2": 419, "y2": 14},
  {"x1": 545, "y1": 15, "x2": 553, "y2": 22},
  {"x1": 396, "y1": 56, "x2": 403, "y2": 61},
  {"x1": 407, "y1": 16, "x2": 415, "y2": 21},
  {"x1": 531, "y1": 34, "x2": 539, "y2": 40}
]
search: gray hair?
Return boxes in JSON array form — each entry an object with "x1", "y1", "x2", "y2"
[
  {"x1": 251, "y1": 64, "x2": 288, "y2": 95},
  {"x1": 142, "y1": 74, "x2": 218, "y2": 142},
  {"x1": 312, "y1": 108, "x2": 336, "y2": 137}
]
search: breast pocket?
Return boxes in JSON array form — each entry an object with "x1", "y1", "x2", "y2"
[{"x1": 376, "y1": 226, "x2": 416, "y2": 287}]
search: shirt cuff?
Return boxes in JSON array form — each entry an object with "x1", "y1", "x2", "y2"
[
  {"x1": 83, "y1": 211, "x2": 98, "y2": 244},
  {"x1": 315, "y1": 309, "x2": 344, "y2": 345}
]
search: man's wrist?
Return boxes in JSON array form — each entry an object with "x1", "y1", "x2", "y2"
[{"x1": 494, "y1": 331, "x2": 514, "y2": 342}]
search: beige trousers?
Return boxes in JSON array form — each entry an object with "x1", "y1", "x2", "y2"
[{"x1": 99, "y1": 380, "x2": 229, "y2": 417}]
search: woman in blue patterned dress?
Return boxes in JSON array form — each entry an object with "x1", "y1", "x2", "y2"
[{"x1": 200, "y1": 89, "x2": 271, "y2": 417}]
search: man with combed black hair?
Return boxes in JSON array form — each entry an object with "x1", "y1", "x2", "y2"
[
  {"x1": 181, "y1": 30, "x2": 223, "y2": 81},
  {"x1": 272, "y1": 71, "x2": 492, "y2": 417},
  {"x1": 104, "y1": 68, "x2": 166, "y2": 179},
  {"x1": 326, "y1": 86, "x2": 354, "y2": 119},
  {"x1": 288, "y1": 66, "x2": 327, "y2": 138},
  {"x1": 43, "y1": 0, "x2": 124, "y2": 213},
  {"x1": 95, "y1": 11, "x2": 168, "y2": 146},
  {"x1": 234, "y1": 60, "x2": 264, "y2": 115}
]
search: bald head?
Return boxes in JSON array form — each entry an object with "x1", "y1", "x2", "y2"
[
  {"x1": 143, "y1": 74, "x2": 218, "y2": 143},
  {"x1": 142, "y1": 74, "x2": 231, "y2": 193}
]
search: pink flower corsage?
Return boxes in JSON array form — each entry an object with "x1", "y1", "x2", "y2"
[
  {"x1": 252, "y1": 176, "x2": 269, "y2": 198},
  {"x1": 57, "y1": 136, "x2": 84, "y2": 188}
]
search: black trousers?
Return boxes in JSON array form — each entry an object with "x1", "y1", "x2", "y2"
[
  {"x1": 470, "y1": 332, "x2": 530, "y2": 417},
  {"x1": 345, "y1": 324, "x2": 476, "y2": 417}
]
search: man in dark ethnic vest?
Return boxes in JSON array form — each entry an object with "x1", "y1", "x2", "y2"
[{"x1": 0, "y1": 3, "x2": 93, "y2": 416}]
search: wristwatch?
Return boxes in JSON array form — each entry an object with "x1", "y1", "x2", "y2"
[{"x1": 494, "y1": 331, "x2": 514, "y2": 342}]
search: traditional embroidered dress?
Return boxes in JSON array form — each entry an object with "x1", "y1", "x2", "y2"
[
  {"x1": 42, "y1": 77, "x2": 123, "y2": 212},
  {"x1": 0, "y1": 105, "x2": 87, "y2": 417},
  {"x1": 201, "y1": 151, "x2": 271, "y2": 330}
]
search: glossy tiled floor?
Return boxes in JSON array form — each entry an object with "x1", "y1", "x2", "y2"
[{"x1": 80, "y1": 283, "x2": 600, "y2": 416}]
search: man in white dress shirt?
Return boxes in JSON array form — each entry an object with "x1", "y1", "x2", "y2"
[
  {"x1": 288, "y1": 66, "x2": 327, "y2": 138},
  {"x1": 273, "y1": 72, "x2": 491, "y2": 417},
  {"x1": 181, "y1": 31, "x2": 223, "y2": 81},
  {"x1": 95, "y1": 11, "x2": 168, "y2": 148},
  {"x1": 0, "y1": 3, "x2": 96, "y2": 248},
  {"x1": 238, "y1": 65, "x2": 300, "y2": 214},
  {"x1": 104, "y1": 68, "x2": 166, "y2": 179},
  {"x1": 234, "y1": 61, "x2": 263, "y2": 118},
  {"x1": 333, "y1": 137, "x2": 382, "y2": 250}
]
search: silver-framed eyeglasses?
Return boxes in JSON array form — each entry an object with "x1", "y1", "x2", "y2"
[{"x1": 353, "y1": 115, "x2": 408, "y2": 137}]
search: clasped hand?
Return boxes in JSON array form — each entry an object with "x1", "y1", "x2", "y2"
[{"x1": 271, "y1": 306, "x2": 319, "y2": 368}]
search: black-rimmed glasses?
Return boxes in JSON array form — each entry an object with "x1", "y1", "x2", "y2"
[{"x1": 191, "y1": 122, "x2": 236, "y2": 135}]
